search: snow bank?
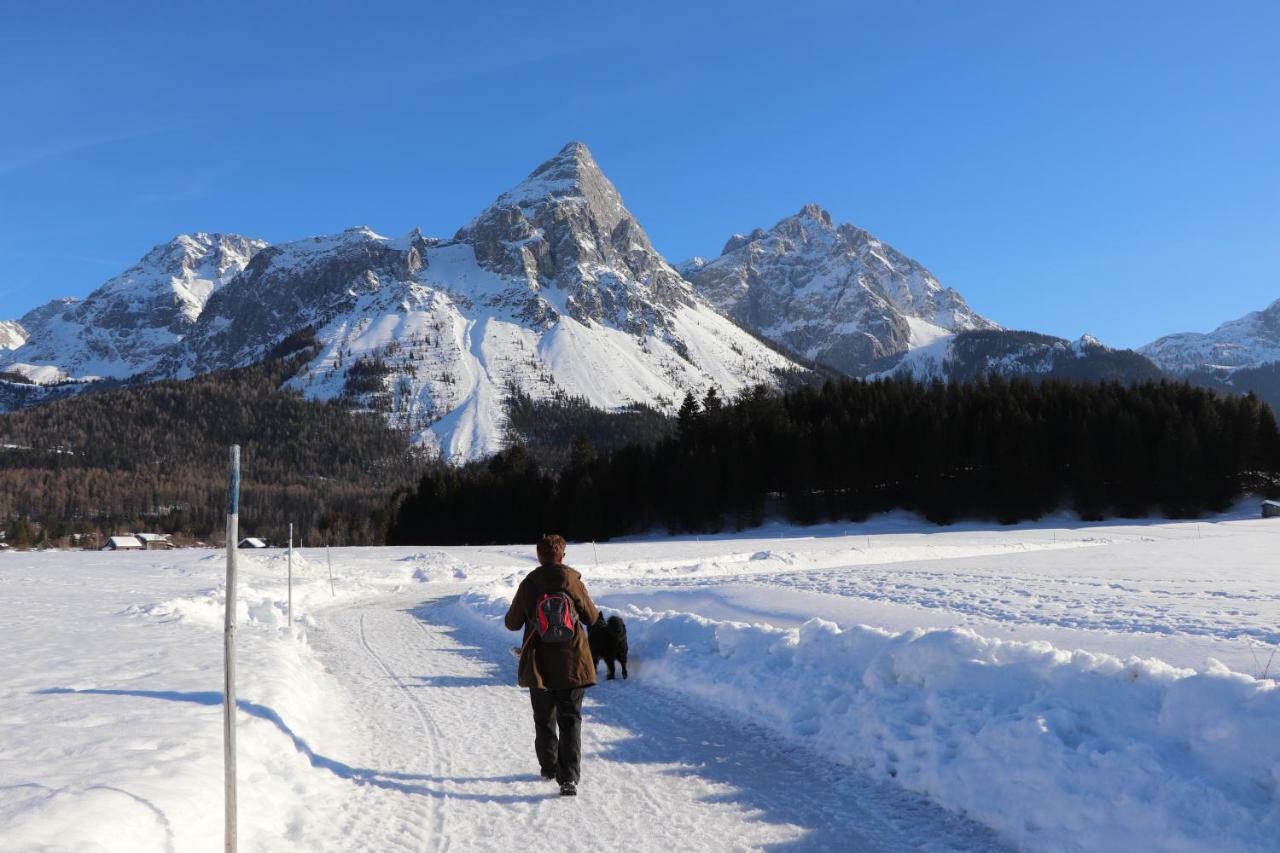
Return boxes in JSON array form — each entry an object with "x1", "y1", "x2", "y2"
[
  {"x1": 1, "y1": 549, "x2": 401, "y2": 851},
  {"x1": 399, "y1": 550, "x2": 471, "y2": 582},
  {"x1": 460, "y1": 581, "x2": 1280, "y2": 852}
]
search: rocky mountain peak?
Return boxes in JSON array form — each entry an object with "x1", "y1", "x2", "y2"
[
  {"x1": 518, "y1": 140, "x2": 600, "y2": 188},
  {"x1": 2, "y1": 233, "x2": 266, "y2": 380},
  {"x1": 685, "y1": 206, "x2": 997, "y2": 375},
  {"x1": 454, "y1": 142, "x2": 693, "y2": 335},
  {"x1": 128, "y1": 232, "x2": 266, "y2": 294},
  {"x1": 17, "y1": 296, "x2": 79, "y2": 331},
  {"x1": 460, "y1": 140, "x2": 623, "y2": 233},
  {"x1": 796, "y1": 203, "x2": 834, "y2": 227},
  {"x1": 1075, "y1": 333, "x2": 1104, "y2": 349},
  {"x1": 722, "y1": 229, "x2": 767, "y2": 255},
  {"x1": 1142, "y1": 296, "x2": 1280, "y2": 374}
]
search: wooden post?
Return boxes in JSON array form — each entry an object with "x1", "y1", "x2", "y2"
[
  {"x1": 287, "y1": 523, "x2": 293, "y2": 630},
  {"x1": 223, "y1": 445, "x2": 240, "y2": 853}
]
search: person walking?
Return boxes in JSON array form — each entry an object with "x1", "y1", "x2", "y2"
[{"x1": 504, "y1": 533, "x2": 600, "y2": 797}]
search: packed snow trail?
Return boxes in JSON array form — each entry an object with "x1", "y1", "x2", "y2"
[{"x1": 299, "y1": 592, "x2": 1008, "y2": 852}]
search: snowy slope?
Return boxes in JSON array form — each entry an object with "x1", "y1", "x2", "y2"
[
  {"x1": 0, "y1": 320, "x2": 26, "y2": 350},
  {"x1": 3, "y1": 514, "x2": 1276, "y2": 852},
  {"x1": 1142, "y1": 298, "x2": 1280, "y2": 374},
  {"x1": 176, "y1": 143, "x2": 801, "y2": 460},
  {"x1": 684, "y1": 204, "x2": 998, "y2": 375},
  {"x1": 1, "y1": 233, "x2": 265, "y2": 381},
  {"x1": 877, "y1": 329, "x2": 1165, "y2": 384}
]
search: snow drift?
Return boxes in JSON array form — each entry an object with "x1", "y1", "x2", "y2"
[{"x1": 460, "y1": 581, "x2": 1279, "y2": 853}]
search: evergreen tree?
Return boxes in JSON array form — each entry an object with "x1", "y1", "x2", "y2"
[
  {"x1": 389, "y1": 376, "x2": 1280, "y2": 545},
  {"x1": 677, "y1": 392, "x2": 701, "y2": 437}
]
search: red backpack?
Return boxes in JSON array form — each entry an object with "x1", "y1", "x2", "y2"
[{"x1": 533, "y1": 592, "x2": 577, "y2": 643}]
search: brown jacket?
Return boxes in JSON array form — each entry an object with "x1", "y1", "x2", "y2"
[{"x1": 504, "y1": 564, "x2": 600, "y2": 690}]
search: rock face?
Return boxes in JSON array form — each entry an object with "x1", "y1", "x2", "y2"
[
  {"x1": 1141, "y1": 299, "x2": 1280, "y2": 375},
  {"x1": 173, "y1": 227, "x2": 434, "y2": 373},
  {"x1": 684, "y1": 204, "x2": 997, "y2": 374},
  {"x1": 454, "y1": 141, "x2": 695, "y2": 337},
  {"x1": 5, "y1": 233, "x2": 264, "y2": 380}
]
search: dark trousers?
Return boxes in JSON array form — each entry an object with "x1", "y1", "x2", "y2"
[{"x1": 529, "y1": 687, "x2": 585, "y2": 784}]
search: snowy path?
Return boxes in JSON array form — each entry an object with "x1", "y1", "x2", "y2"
[{"x1": 298, "y1": 592, "x2": 1008, "y2": 852}]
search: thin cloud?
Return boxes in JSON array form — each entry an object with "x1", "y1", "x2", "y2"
[{"x1": 0, "y1": 127, "x2": 168, "y2": 178}]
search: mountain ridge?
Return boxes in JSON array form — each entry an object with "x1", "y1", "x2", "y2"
[
  {"x1": 1, "y1": 141, "x2": 1252, "y2": 458},
  {"x1": 682, "y1": 203, "x2": 998, "y2": 376},
  {"x1": 1141, "y1": 298, "x2": 1280, "y2": 374},
  {"x1": 97, "y1": 142, "x2": 800, "y2": 460},
  {"x1": 8, "y1": 232, "x2": 265, "y2": 382}
]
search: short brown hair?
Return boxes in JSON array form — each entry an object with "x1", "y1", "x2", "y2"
[{"x1": 536, "y1": 533, "x2": 567, "y2": 566}]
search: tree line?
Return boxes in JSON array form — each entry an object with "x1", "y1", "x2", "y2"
[
  {"x1": 0, "y1": 354, "x2": 424, "y2": 547},
  {"x1": 388, "y1": 377, "x2": 1280, "y2": 545}
]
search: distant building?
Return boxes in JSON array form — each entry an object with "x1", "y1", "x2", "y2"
[
  {"x1": 1263, "y1": 500, "x2": 1280, "y2": 519},
  {"x1": 238, "y1": 537, "x2": 268, "y2": 549},
  {"x1": 102, "y1": 536, "x2": 144, "y2": 551},
  {"x1": 135, "y1": 533, "x2": 175, "y2": 550}
]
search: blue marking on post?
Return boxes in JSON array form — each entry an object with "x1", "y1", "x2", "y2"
[{"x1": 228, "y1": 446, "x2": 240, "y2": 515}]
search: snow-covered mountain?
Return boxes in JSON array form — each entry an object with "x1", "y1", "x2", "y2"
[
  {"x1": 164, "y1": 142, "x2": 800, "y2": 459},
  {"x1": 683, "y1": 204, "x2": 998, "y2": 375},
  {"x1": 878, "y1": 329, "x2": 1165, "y2": 384},
  {"x1": 6, "y1": 141, "x2": 1242, "y2": 459},
  {"x1": 1140, "y1": 298, "x2": 1280, "y2": 414},
  {"x1": 1141, "y1": 298, "x2": 1280, "y2": 375},
  {"x1": 3, "y1": 233, "x2": 264, "y2": 382}
]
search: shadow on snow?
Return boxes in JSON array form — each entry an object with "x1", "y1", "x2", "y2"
[
  {"x1": 404, "y1": 599, "x2": 1011, "y2": 853},
  {"x1": 36, "y1": 596, "x2": 1011, "y2": 849},
  {"x1": 34, "y1": 686, "x2": 545, "y2": 804}
]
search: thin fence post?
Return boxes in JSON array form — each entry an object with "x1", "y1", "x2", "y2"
[
  {"x1": 326, "y1": 543, "x2": 335, "y2": 597},
  {"x1": 287, "y1": 523, "x2": 293, "y2": 630},
  {"x1": 223, "y1": 445, "x2": 240, "y2": 853}
]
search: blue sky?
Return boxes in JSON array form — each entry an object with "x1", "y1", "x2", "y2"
[{"x1": 1, "y1": 1, "x2": 1276, "y2": 348}]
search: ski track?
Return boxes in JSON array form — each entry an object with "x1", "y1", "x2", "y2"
[{"x1": 301, "y1": 589, "x2": 1010, "y2": 852}]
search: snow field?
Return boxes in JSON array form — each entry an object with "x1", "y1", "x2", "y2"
[
  {"x1": 3, "y1": 514, "x2": 1278, "y2": 851},
  {"x1": 0, "y1": 549, "x2": 425, "y2": 851}
]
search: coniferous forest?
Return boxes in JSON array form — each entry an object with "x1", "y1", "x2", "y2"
[
  {"x1": 0, "y1": 355, "x2": 424, "y2": 547},
  {"x1": 388, "y1": 377, "x2": 1280, "y2": 545}
]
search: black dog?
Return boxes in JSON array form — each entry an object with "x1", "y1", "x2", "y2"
[{"x1": 588, "y1": 614, "x2": 628, "y2": 680}]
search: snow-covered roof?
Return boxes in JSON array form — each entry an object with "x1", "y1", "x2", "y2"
[
  {"x1": 104, "y1": 536, "x2": 143, "y2": 549},
  {"x1": 134, "y1": 533, "x2": 171, "y2": 542},
  {"x1": 238, "y1": 537, "x2": 267, "y2": 548},
  {"x1": 1263, "y1": 500, "x2": 1280, "y2": 508}
]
